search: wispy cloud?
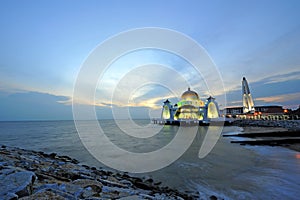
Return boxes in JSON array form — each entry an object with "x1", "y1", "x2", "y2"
[
  {"x1": 224, "y1": 70, "x2": 300, "y2": 109},
  {"x1": 255, "y1": 92, "x2": 300, "y2": 104},
  {"x1": 226, "y1": 70, "x2": 300, "y2": 95},
  {"x1": 261, "y1": 70, "x2": 300, "y2": 84},
  {"x1": 0, "y1": 91, "x2": 72, "y2": 120}
]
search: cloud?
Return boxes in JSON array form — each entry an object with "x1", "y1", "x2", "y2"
[
  {"x1": 219, "y1": 27, "x2": 300, "y2": 91},
  {"x1": 89, "y1": 48, "x2": 226, "y2": 111},
  {"x1": 261, "y1": 70, "x2": 300, "y2": 84},
  {"x1": 0, "y1": 91, "x2": 72, "y2": 120},
  {"x1": 225, "y1": 71, "x2": 300, "y2": 109},
  {"x1": 255, "y1": 92, "x2": 300, "y2": 104},
  {"x1": 129, "y1": 95, "x2": 178, "y2": 109},
  {"x1": 94, "y1": 64, "x2": 190, "y2": 109}
]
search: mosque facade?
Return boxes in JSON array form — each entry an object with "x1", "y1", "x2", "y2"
[{"x1": 161, "y1": 88, "x2": 221, "y2": 125}]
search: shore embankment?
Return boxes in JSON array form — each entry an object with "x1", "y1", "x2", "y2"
[
  {"x1": 0, "y1": 145, "x2": 200, "y2": 200},
  {"x1": 227, "y1": 120, "x2": 300, "y2": 151},
  {"x1": 232, "y1": 119, "x2": 300, "y2": 130}
]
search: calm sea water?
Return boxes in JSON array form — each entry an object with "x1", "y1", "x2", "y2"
[{"x1": 0, "y1": 120, "x2": 299, "y2": 199}]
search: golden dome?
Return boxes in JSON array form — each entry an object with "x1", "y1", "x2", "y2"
[{"x1": 181, "y1": 87, "x2": 199, "y2": 100}]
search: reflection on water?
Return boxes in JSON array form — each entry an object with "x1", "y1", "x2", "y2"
[{"x1": 0, "y1": 120, "x2": 299, "y2": 199}]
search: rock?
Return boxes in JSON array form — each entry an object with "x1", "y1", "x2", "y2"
[
  {"x1": 35, "y1": 183, "x2": 60, "y2": 191},
  {"x1": 81, "y1": 164, "x2": 90, "y2": 169},
  {"x1": 119, "y1": 179, "x2": 133, "y2": 187},
  {"x1": 145, "y1": 178, "x2": 154, "y2": 183},
  {"x1": 48, "y1": 153, "x2": 57, "y2": 159},
  {"x1": 23, "y1": 188, "x2": 75, "y2": 200},
  {"x1": 210, "y1": 195, "x2": 218, "y2": 200},
  {"x1": 80, "y1": 186, "x2": 98, "y2": 198},
  {"x1": 107, "y1": 176, "x2": 120, "y2": 183},
  {"x1": 0, "y1": 168, "x2": 15, "y2": 176},
  {"x1": 2, "y1": 192, "x2": 18, "y2": 200},
  {"x1": 100, "y1": 187, "x2": 120, "y2": 199},
  {"x1": 0, "y1": 171, "x2": 36, "y2": 198},
  {"x1": 59, "y1": 183, "x2": 82, "y2": 196},
  {"x1": 73, "y1": 179, "x2": 102, "y2": 193},
  {"x1": 19, "y1": 190, "x2": 65, "y2": 200},
  {"x1": 138, "y1": 193, "x2": 156, "y2": 199},
  {"x1": 0, "y1": 146, "x2": 196, "y2": 199},
  {"x1": 118, "y1": 195, "x2": 140, "y2": 200},
  {"x1": 133, "y1": 180, "x2": 152, "y2": 191},
  {"x1": 54, "y1": 169, "x2": 83, "y2": 181},
  {"x1": 101, "y1": 178, "x2": 128, "y2": 188},
  {"x1": 154, "y1": 181, "x2": 162, "y2": 186}
]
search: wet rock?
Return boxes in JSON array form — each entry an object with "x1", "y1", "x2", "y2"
[
  {"x1": 34, "y1": 183, "x2": 60, "y2": 192},
  {"x1": 145, "y1": 178, "x2": 154, "y2": 184},
  {"x1": 119, "y1": 179, "x2": 133, "y2": 187},
  {"x1": 210, "y1": 195, "x2": 218, "y2": 200},
  {"x1": 54, "y1": 169, "x2": 83, "y2": 181},
  {"x1": 81, "y1": 164, "x2": 90, "y2": 169},
  {"x1": 154, "y1": 181, "x2": 162, "y2": 186},
  {"x1": 0, "y1": 168, "x2": 15, "y2": 176},
  {"x1": 73, "y1": 179, "x2": 102, "y2": 193},
  {"x1": 0, "y1": 171, "x2": 36, "y2": 198},
  {"x1": 107, "y1": 175, "x2": 120, "y2": 183},
  {"x1": 60, "y1": 155, "x2": 75, "y2": 163},
  {"x1": 48, "y1": 153, "x2": 57, "y2": 159},
  {"x1": 0, "y1": 145, "x2": 197, "y2": 199},
  {"x1": 118, "y1": 194, "x2": 140, "y2": 200},
  {"x1": 100, "y1": 187, "x2": 121, "y2": 199},
  {"x1": 19, "y1": 190, "x2": 65, "y2": 200},
  {"x1": 30, "y1": 188, "x2": 75, "y2": 200},
  {"x1": 133, "y1": 180, "x2": 152, "y2": 191},
  {"x1": 99, "y1": 178, "x2": 127, "y2": 188},
  {"x1": 79, "y1": 186, "x2": 98, "y2": 198},
  {"x1": 2, "y1": 192, "x2": 18, "y2": 200}
]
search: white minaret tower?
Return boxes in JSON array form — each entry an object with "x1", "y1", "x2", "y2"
[{"x1": 242, "y1": 77, "x2": 255, "y2": 113}]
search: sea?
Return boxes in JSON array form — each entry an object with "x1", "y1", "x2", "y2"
[{"x1": 0, "y1": 120, "x2": 299, "y2": 199}]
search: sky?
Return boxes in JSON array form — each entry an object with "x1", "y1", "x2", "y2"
[{"x1": 0, "y1": 0, "x2": 300, "y2": 120}]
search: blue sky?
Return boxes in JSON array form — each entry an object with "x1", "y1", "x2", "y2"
[{"x1": 0, "y1": 0, "x2": 300, "y2": 120}]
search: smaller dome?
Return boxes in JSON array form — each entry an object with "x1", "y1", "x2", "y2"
[{"x1": 181, "y1": 87, "x2": 199, "y2": 100}]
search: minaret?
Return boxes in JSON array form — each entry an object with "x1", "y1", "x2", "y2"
[
  {"x1": 242, "y1": 77, "x2": 255, "y2": 113},
  {"x1": 162, "y1": 99, "x2": 172, "y2": 120}
]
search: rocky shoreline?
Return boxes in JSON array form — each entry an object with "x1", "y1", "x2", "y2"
[
  {"x1": 232, "y1": 119, "x2": 300, "y2": 130},
  {"x1": 227, "y1": 120, "x2": 300, "y2": 151},
  {"x1": 0, "y1": 145, "x2": 201, "y2": 200}
]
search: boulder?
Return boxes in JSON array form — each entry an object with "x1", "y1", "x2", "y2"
[
  {"x1": 118, "y1": 195, "x2": 140, "y2": 200},
  {"x1": 72, "y1": 179, "x2": 103, "y2": 191},
  {"x1": 20, "y1": 188, "x2": 74, "y2": 200},
  {"x1": 0, "y1": 171, "x2": 36, "y2": 198},
  {"x1": 73, "y1": 179, "x2": 103, "y2": 198},
  {"x1": 1, "y1": 192, "x2": 18, "y2": 200},
  {"x1": 19, "y1": 190, "x2": 65, "y2": 200}
]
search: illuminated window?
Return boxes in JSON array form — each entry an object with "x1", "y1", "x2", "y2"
[{"x1": 174, "y1": 105, "x2": 201, "y2": 120}]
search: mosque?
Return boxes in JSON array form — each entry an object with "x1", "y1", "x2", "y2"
[{"x1": 160, "y1": 88, "x2": 221, "y2": 125}]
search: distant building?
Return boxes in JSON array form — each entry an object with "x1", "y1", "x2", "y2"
[
  {"x1": 288, "y1": 105, "x2": 300, "y2": 120},
  {"x1": 255, "y1": 105, "x2": 284, "y2": 114},
  {"x1": 225, "y1": 105, "x2": 284, "y2": 116},
  {"x1": 290, "y1": 105, "x2": 300, "y2": 115},
  {"x1": 221, "y1": 77, "x2": 298, "y2": 120}
]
